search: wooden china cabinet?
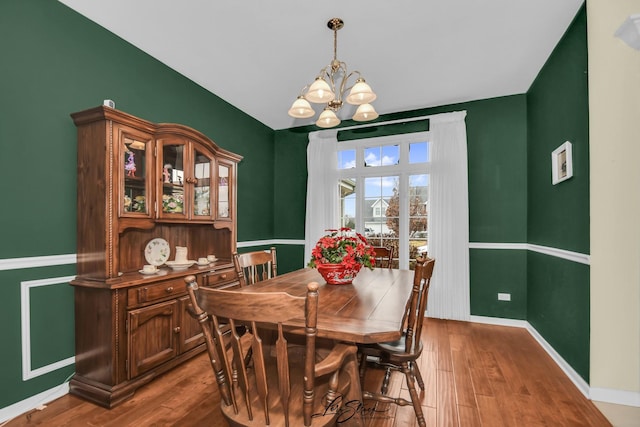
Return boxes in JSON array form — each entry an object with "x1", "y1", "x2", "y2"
[{"x1": 69, "y1": 106, "x2": 242, "y2": 408}]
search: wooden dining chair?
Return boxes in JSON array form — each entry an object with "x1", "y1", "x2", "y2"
[
  {"x1": 184, "y1": 275, "x2": 362, "y2": 427},
  {"x1": 233, "y1": 247, "x2": 277, "y2": 287},
  {"x1": 358, "y1": 256, "x2": 435, "y2": 427},
  {"x1": 372, "y1": 246, "x2": 394, "y2": 269}
]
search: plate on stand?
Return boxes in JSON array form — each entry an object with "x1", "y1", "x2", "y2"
[{"x1": 145, "y1": 238, "x2": 170, "y2": 266}]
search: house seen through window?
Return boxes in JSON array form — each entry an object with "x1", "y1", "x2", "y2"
[{"x1": 337, "y1": 134, "x2": 429, "y2": 269}]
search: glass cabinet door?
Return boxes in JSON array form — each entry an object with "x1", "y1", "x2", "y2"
[
  {"x1": 217, "y1": 163, "x2": 230, "y2": 219},
  {"x1": 192, "y1": 148, "x2": 214, "y2": 219},
  {"x1": 121, "y1": 132, "x2": 152, "y2": 217},
  {"x1": 159, "y1": 140, "x2": 186, "y2": 218}
]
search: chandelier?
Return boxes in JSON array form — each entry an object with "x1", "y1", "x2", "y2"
[{"x1": 288, "y1": 18, "x2": 378, "y2": 128}]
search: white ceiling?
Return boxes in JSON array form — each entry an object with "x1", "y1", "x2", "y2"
[{"x1": 58, "y1": 0, "x2": 584, "y2": 130}]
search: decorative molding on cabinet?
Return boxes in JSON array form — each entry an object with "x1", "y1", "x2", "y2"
[{"x1": 21, "y1": 275, "x2": 77, "y2": 380}]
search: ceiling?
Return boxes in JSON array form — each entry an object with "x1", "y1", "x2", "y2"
[{"x1": 58, "y1": 0, "x2": 584, "y2": 130}]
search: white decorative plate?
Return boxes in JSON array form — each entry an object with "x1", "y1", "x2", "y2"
[
  {"x1": 145, "y1": 238, "x2": 170, "y2": 266},
  {"x1": 165, "y1": 260, "x2": 196, "y2": 271}
]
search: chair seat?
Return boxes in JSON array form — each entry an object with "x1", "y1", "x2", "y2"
[
  {"x1": 221, "y1": 347, "x2": 352, "y2": 427},
  {"x1": 364, "y1": 335, "x2": 424, "y2": 362}
]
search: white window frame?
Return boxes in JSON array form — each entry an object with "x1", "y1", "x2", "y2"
[{"x1": 336, "y1": 132, "x2": 430, "y2": 269}]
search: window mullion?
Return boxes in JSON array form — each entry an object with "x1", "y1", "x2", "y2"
[{"x1": 398, "y1": 172, "x2": 409, "y2": 269}]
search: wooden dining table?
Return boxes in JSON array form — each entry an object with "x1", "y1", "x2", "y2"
[
  {"x1": 228, "y1": 266, "x2": 415, "y2": 426},
  {"x1": 233, "y1": 266, "x2": 415, "y2": 344}
]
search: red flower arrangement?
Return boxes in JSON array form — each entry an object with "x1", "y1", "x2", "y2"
[{"x1": 308, "y1": 228, "x2": 376, "y2": 270}]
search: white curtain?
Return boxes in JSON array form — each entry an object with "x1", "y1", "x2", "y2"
[
  {"x1": 304, "y1": 112, "x2": 470, "y2": 321},
  {"x1": 304, "y1": 130, "x2": 339, "y2": 264},
  {"x1": 427, "y1": 111, "x2": 470, "y2": 320}
]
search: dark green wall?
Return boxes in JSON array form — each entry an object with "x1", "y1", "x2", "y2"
[
  {"x1": 274, "y1": 95, "x2": 529, "y2": 311},
  {"x1": 527, "y1": 8, "x2": 589, "y2": 254},
  {"x1": 0, "y1": 0, "x2": 590, "y2": 412},
  {"x1": 527, "y1": 6, "x2": 590, "y2": 381},
  {"x1": 0, "y1": 0, "x2": 272, "y2": 408}
]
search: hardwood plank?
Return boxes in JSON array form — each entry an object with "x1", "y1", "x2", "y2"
[
  {"x1": 476, "y1": 394, "x2": 507, "y2": 427},
  {"x1": 436, "y1": 369, "x2": 459, "y2": 427},
  {"x1": 417, "y1": 350, "x2": 437, "y2": 408},
  {"x1": 451, "y1": 347, "x2": 477, "y2": 407},
  {"x1": 458, "y1": 404, "x2": 482, "y2": 427},
  {"x1": 3, "y1": 319, "x2": 612, "y2": 427}
]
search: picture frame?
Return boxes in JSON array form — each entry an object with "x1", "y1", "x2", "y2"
[{"x1": 552, "y1": 141, "x2": 573, "y2": 185}]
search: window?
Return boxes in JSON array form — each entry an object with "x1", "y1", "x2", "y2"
[{"x1": 337, "y1": 133, "x2": 430, "y2": 269}]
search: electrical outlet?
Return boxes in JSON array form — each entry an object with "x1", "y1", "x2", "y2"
[{"x1": 498, "y1": 293, "x2": 511, "y2": 301}]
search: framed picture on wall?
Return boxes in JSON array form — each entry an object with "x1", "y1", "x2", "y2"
[{"x1": 552, "y1": 141, "x2": 573, "y2": 185}]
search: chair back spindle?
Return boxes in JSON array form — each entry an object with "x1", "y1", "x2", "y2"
[
  {"x1": 233, "y1": 247, "x2": 277, "y2": 287},
  {"x1": 372, "y1": 246, "x2": 394, "y2": 269},
  {"x1": 184, "y1": 275, "x2": 357, "y2": 427}
]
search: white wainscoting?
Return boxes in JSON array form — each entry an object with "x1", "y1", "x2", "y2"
[{"x1": 20, "y1": 275, "x2": 77, "y2": 380}]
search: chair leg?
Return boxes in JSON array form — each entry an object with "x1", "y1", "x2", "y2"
[
  {"x1": 381, "y1": 367, "x2": 392, "y2": 395},
  {"x1": 411, "y1": 361, "x2": 425, "y2": 390},
  {"x1": 401, "y1": 362, "x2": 426, "y2": 427},
  {"x1": 358, "y1": 352, "x2": 367, "y2": 387}
]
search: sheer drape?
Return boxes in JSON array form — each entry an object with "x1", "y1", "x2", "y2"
[
  {"x1": 427, "y1": 111, "x2": 470, "y2": 320},
  {"x1": 304, "y1": 112, "x2": 470, "y2": 320},
  {"x1": 304, "y1": 130, "x2": 339, "y2": 264}
]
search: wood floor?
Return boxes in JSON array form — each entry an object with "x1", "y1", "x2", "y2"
[{"x1": 4, "y1": 319, "x2": 612, "y2": 427}]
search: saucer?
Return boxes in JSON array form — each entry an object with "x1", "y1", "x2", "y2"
[{"x1": 139, "y1": 269, "x2": 159, "y2": 275}]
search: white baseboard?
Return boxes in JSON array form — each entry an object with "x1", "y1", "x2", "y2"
[
  {"x1": 524, "y1": 322, "x2": 591, "y2": 397},
  {"x1": 471, "y1": 317, "x2": 640, "y2": 408},
  {"x1": 590, "y1": 387, "x2": 640, "y2": 407},
  {"x1": 0, "y1": 382, "x2": 69, "y2": 424}
]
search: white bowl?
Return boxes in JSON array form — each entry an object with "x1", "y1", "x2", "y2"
[{"x1": 165, "y1": 260, "x2": 196, "y2": 271}]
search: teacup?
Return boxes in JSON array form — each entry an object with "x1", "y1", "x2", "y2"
[
  {"x1": 198, "y1": 257, "x2": 209, "y2": 265},
  {"x1": 142, "y1": 264, "x2": 157, "y2": 273},
  {"x1": 207, "y1": 254, "x2": 217, "y2": 262}
]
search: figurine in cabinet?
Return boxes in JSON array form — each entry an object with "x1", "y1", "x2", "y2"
[{"x1": 125, "y1": 151, "x2": 136, "y2": 177}]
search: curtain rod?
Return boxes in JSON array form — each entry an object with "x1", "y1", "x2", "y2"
[
  {"x1": 311, "y1": 110, "x2": 466, "y2": 136},
  {"x1": 333, "y1": 114, "x2": 432, "y2": 132}
]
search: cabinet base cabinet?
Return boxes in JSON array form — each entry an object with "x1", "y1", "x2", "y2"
[
  {"x1": 69, "y1": 345, "x2": 204, "y2": 408},
  {"x1": 70, "y1": 269, "x2": 238, "y2": 408}
]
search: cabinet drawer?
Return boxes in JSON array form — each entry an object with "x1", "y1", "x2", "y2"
[
  {"x1": 130, "y1": 278, "x2": 186, "y2": 305},
  {"x1": 205, "y1": 268, "x2": 237, "y2": 288}
]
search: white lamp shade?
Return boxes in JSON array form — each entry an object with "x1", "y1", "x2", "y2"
[
  {"x1": 288, "y1": 96, "x2": 315, "y2": 118},
  {"x1": 305, "y1": 78, "x2": 335, "y2": 103},
  {"x1": 346, "y1": 78, "x2": 377, "y2": 105},
  {"x1": 316, "y1": 108, "x2": 341, "y2": 128},
  {"x1": 352, "y1": 103, "x2": 379, "y2": 122}
]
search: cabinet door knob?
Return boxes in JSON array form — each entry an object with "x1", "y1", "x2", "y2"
[
  {"x1": 166, "y1": 287, "x2": 174, "y2": 293},
  {"x1": 220, "y1": 274, "x2": 227, "y2": 279},
  {"x1": 174, "y1": 327, "x2": 181, "y2": 333}
]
